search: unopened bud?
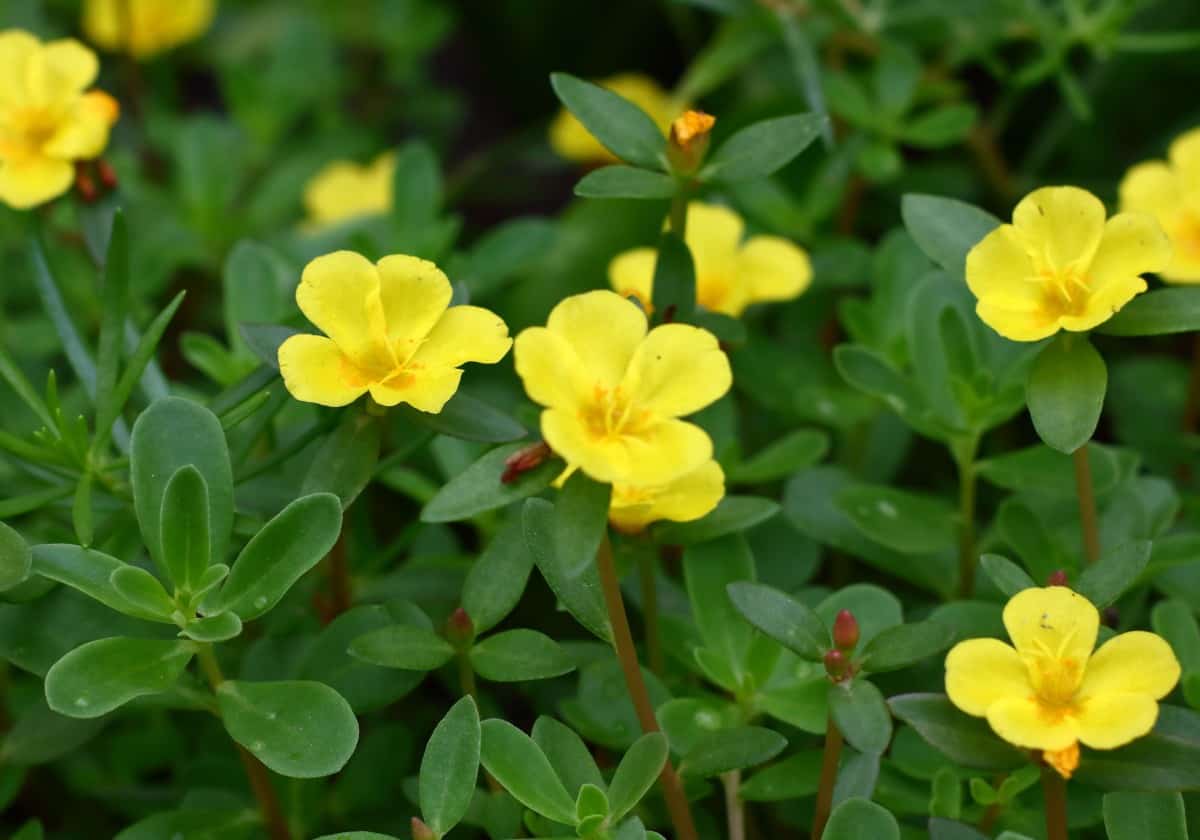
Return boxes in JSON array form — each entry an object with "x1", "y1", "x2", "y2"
[
  {"x1": 833, "y1": 609, "x2": 859, "y2": 651},
  {"x1": 823, "y1": 648, "x2": 850, "y2": 682},
  {"x1": 445, "y1": 606, "x2": 475, "y2": 647},
  {"x1": 411, "y1": 817, "x2": 436, "y2": 840},
  {"x1": 96, "y1": 159, "x2": 118, "y2": 190},
  {"x1": 502, "y1": 440, "x2": 552, "y2": 484},
  {"x1": 75, "y1": 168, "x2": 97, "y2": 203},
  {"x1": 667, "y1": 110, "x2": 715, "y2": 175},
  {"x1": 1046, "y1": 570, "x2": 1069, "y2": 588}
]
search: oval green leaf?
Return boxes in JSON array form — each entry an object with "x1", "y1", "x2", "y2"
[
  {"x1": 45, "y1": 637, "x2": 194, "y2": 719},
  {"x1": 420, "y1": 696, "x2": 481, "y2": 837}
]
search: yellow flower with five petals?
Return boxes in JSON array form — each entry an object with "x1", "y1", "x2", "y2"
[
  {"x1": 965, "y1": 186, "x2": 1171, "y2": 341},
  {"x1": 549, "y1": 73, "x2": 680, "y2": 165},
  {"x1": 608, "y1": 459, "x2": 725, "y2": 534},
  {"x1": 303, "y1": 151, "x2": 395, "y2": 229},
  {"x1": 513, "y1": 290, "x2": 731, "y2": 486},
  {"x1": 83, "y1": 0, "x2": 215, "y2": 59},
  {"x1": 1119, "y1": 128, "x2": 1200, "y2": 283},
  {"x1": 945, "y1": 586, "x2": 1180, "y2": 778},
  {"x1": 0, "y1": 31, "x2": 119, "y2": 209},
  {"x1": 278, "y1": 251, "x2": 512, "y2": 411},
  {"x1": 609, "y1": 203, "x2": 812, "y2": 317}
]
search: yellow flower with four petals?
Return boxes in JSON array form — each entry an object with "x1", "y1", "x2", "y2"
[
  {"x1": 278, "y1": 251, "x2": 512, "y2": 412},
  {"x1": 1119, "y1": 127, "x2": 1200, "y2": 283},
  {"x1": 965, "y1": 186, "x2": 1171, "y2": 341},
  {"x1": 945, "y1": 586, "x2": 1180, "y2": 779},
  {"x1": 513, "y1": 290, "x2": 731, "y2": 487},
  {"x1": 0, "y1": 30, "x2": 119, "y2": 209},
  {"x1": 83, "y1": 0, "x2": 215, "y2": 59},
  {"x1": 609, "y1": 202, "x2": 813, "y2": 317},
  {"x1": 303, "y1": 151, "x2": 396, "y2": 229}
]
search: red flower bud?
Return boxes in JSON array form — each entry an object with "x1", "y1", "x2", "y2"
[
  {"x1": 411, "y1": 817, "x2": 436, "y2": 840},
  {"x1": 833, "y1": 609, "x2": 859, "y2": 651},
  {"x1": 75, "y1": 170, "x2": 97, "y2": 203},
  {"x1": 1046, "y1": 570, "x2": 1069, "y2": 588},
  {"x1": 502, "y1": 441, "x2": 552, "y2": 484},
  {"x1": 824, "y1": 648, "x2": 850, "y2": 682},
  {"x1": 445, "y1": 606, "x2": 475, "y2": 647},
  {"x1": 96, "y1": 159, "x2": 119, "y2": 190}
]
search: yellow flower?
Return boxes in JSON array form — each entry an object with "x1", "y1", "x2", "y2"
[
  {"x1": 965, "y1": 186, "x2": 1171, "y2": 341},
  {"x1": 549, "y1": 73, "x2": 680, "y2": 165},
  {"x1": 609, "y1": 459, "x2": 725, "y2": 533},
  {"x1": 608, "y1": 203, "x2": 813, "y2": 317},
  {"x1": 83, "y1": 0, "x2": 215, "y2": 59},
  {"x1": 0, "y1": 31, "x2": 119, "y2": 209},
  {"x1": 1119, "y1": 128, "x2": 1200, "y2": 283},
  {"x1": 513, "y1": 290, "x2": 731, "y2": 486},
  {"x1": 278, "y1": 251, "x2": 512, "y2": 411},
  {"x1": 303, "y1": 152, "x2": 395, "y2": 229},
  {"x1": 945, "y1": 586, "x2": 1180, "y2": 778}
]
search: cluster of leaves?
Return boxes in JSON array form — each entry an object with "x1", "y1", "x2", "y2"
[{"x1": 4, "y1": 1, "x2": 1200, "y2": 839}]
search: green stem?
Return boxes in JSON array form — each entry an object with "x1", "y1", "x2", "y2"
[
  {"x1": 640, "y1": 549, "x2": 664, "y2": 676},
  {"x1": 957, "y1": 454, "x2": 978, "y2": 597},
  {"x1": 668, "y1": 188, "x2": 690, "y2": 237},
  {"x1": 811, "y1": 715, "x2": 843, "y2": 839},
  {"x1": 596, "y1": 533, "x2": 698, "y2": 840},
  {"x1": 1073, "y1": 445, "x2": 1100, "y2": 565},
  {"x1": 196, "y1": 646, "x2": 291, "y2": 840},
  {"x1": 457, "y1": 652, "x2": 478, "y2": 702},
  {"x1": 1041, "y1": 767, "x2": 1068, "y2": 840}
]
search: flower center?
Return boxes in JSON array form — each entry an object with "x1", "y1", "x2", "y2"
[
  {"x1": 696, "y1": 275, "x2": 730, "y2": 312},
  {"x1": 1033, "y1": 265, "x2": 1092, "y2": 319},
  {"x1": 0, "y1": 107, "x2": 61, "y2": 162},
  {"x1": 579, "y1": 384, "x2": 651, "y2": 441},
  {"x1": 1022, "y1": 631, "x2": 1085, "y2": 706}
]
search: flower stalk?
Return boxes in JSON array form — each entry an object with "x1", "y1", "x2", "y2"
[
  {"x1": 1041, "y1": 765, "x2": 1069, "y2": 840},
  {"x1": 811, "y1": 715, "x2": 844, "y2": 839},
  {"x1": 1072, "y1": 445, "x2": 1101, "y2": 564}
]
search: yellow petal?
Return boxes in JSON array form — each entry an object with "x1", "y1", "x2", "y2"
[
  {"x1": 44, "y1": 90, "x2": 118, "y2": 159},
  {"x1": 1169, "y1": 127, "x2": 1200, "y2": 193},
  {"x1": 624, "y1": 323, "x2": 731, "y2": 418},
  {"x1": 278, "y1": 335, "x2": 369, "y2": 408},
  {"x1": 302, "y1": 156, "x2": 393, "y2": 227},
  {"x1": 986, "y1": 696, "x2": 1078, "y2": 751},
  {"x1": 1075, "y1": 692, "x2": 1159, "y2": 750},
  {"x1": 974, "y1": 300, "x2": 1060, "y2": 342},
  {"x1": 296, "y1": 251, "x2": 395, "y2": 375},
  {"x1": 38, "y1": 39, "x2": 98, "y2": 96},
  {"x1": 739, "y1": 235, "x2": 812, "y2": 311},
  {"x1": 0, "y1": 31, "x2": 39, "y2": 102},
  {"x1": 546, "y1": 290, "x2": 647, "y2": 389},
  {"x1": 1079, "y1": 631, "x2": 1181, "y2": 700},
  {"x1": 542, "y1": 409, "x2": 712, "y2": 485},
  {"x1": 685, "y1": 202, "x2": 744, "y2": 271},
  {"x1": 368, "y1": 367, "x2": 462, "y2": 413},
  {"x1": 375, "y1": 255, "x2": 453, "y2": 360},
  {"x1": 0, "y1": 155, "x2": 73, "y2": 209},
  {"x1": 609, "y1": 459, "x2": 725, "y2": 532},
  {"x1": 1119, "y1": 161, "x2": 1182, "y2": 220},
  {"x1": 966, "y1": 225, "x2": 1038, "y2": 306},
  {"x1": 1089, "y1": 212, "x2": 1172, "y2": 285},
  {"x1": 410, "y1": 305, "x2": 512, "y2": 369},
  {"x1": 944, "y1": 638, "x2": 1031, "y2": 717},
  {"x1": 513, "y1": 326, "x2": 591, "y2": 410},
  {"x1": 608, "y1": 247, "x2": 656, "y2": 312},
  {"x1": 1012, "y1": 186, "x2": 1106, "y2": 272},
  {"x1": 1002, "y1": 586, "x2": 1098, "y2": 664}
]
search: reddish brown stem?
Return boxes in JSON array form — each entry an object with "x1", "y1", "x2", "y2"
[
  {"x1": 1041, "y1": 767, "x2": 1068, "y2": 840},
  {"x1": 1073, "y1": 446, "x2": 1101, "y2": 565},
  {"x1": 811, "y1": 715, "x2": 843, "y2": 839}
]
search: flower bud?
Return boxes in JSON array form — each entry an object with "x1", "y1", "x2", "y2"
[
  {"x1": 833, "y1": 609, "x2": 859, "y2": 651},
  {"x1": 502, "y1": 440, "x2": 552, "y2": 484},
  {"x1": 75, "y1": 166, "x2": 97, "y2": 203},
  {"x1": 445, "y1": 607, "x2": 475, "y2": 648},
  {"x1": 823, "y1": 648, "x2": 850, "y2": 682},
  {"x1": 1046, "y1": 570, "x2": 1069, "y2": 588},
  {"x1": 97, "y1": 159, "x2": 119, "y2": 191},
  {"x1": 411, "y1": 817, "x2": 437, "y2": 840},
  {"x1": 667, "y1": 110, "x2": 715, "y2": 175}
]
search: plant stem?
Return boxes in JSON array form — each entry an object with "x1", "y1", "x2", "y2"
[
  {"x1": 639, "y1": 549, "x2": 665, "y2": 676},
  {"x1": 721, "y1": 770, "x2": 745, "y2": 840},
  {"x1": 668, "y1": 189, "x2": 690, "y2": 237},
  {"x1": 1072, "y1": 445, "x2": 1101, "y2": 564},
  {"x1": 957, "y1": 455, "x2": 978, "y2": 597},
  {"x1": 195, "y1": 646, "x2": 291, "y2": 840},
  {"x1": 326, "y1": 530, "x2": 352, "y2": 619},
  {"x1": 1041, "y1": 767, "x2": 1068, "y2": 840},
  {"x1": 596, "y1": 533, "x2": 698, "y2": 840},
  {"x1": 811, "y1": 715, "x2": 843, "y2": 839},
  {"x1": 457, "y1": 652, "x2": 477, "y2": 702},
  {"x1": 1183, "y1": 334, "x2": 1200, "y2": 436}
]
